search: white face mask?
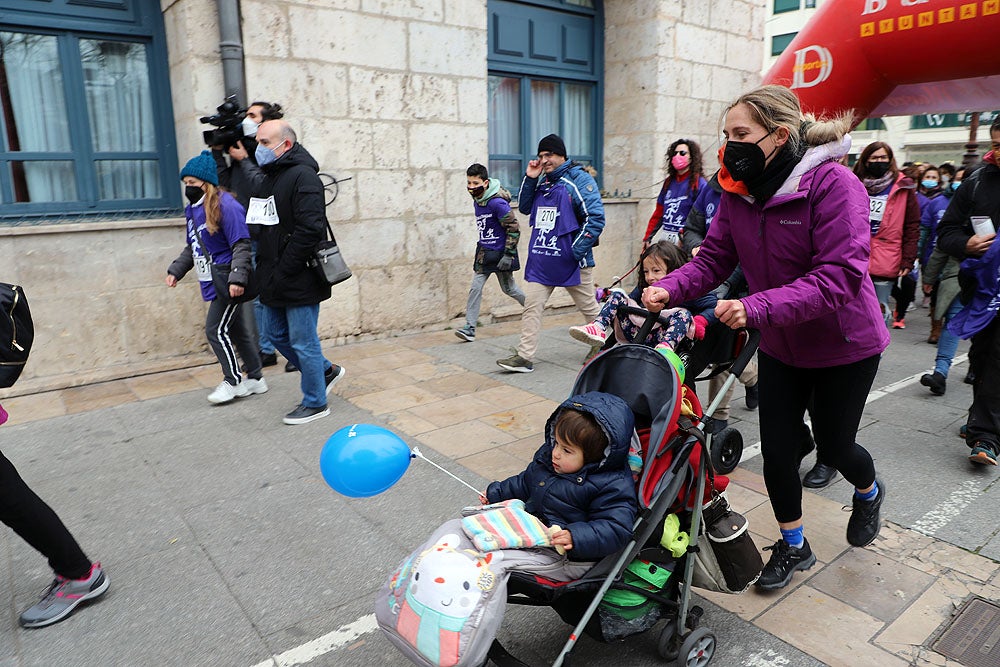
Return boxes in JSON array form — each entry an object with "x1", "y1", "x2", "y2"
[{"x1": 241, "y1": 117, "x2": 259, "y2": 137}]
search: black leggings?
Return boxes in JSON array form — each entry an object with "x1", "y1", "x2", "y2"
[
  {"x1": 758, "y1": 351, "x2": 880, "y2": 523},
  {"x1": 0, "y1": 451, "x2": 92, "y2": 579}
]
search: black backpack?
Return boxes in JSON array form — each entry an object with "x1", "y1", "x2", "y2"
[{"x1": 0, "y1": 283, "x2": 33, "y2": 388}]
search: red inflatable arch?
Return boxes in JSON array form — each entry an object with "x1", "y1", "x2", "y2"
[{"x1": 763, "y1": 0, "x2": 1000, "y2": 121}]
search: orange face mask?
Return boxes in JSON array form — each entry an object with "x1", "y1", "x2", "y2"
[{"x1": 716, "y1": 145, "x2": 750, "y2": 196}]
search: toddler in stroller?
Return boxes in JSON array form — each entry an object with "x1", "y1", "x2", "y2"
[
  {"x1": 569, "y1": 241, "x2": 717, "y2": 350},
  {"x1": 377, "y1": 313, "x2": 762, "y2": 667}
]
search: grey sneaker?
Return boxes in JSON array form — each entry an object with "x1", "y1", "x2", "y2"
[
  {"x1": 283, "y1": 404, "x2": 330, "y2": 425},
  {"x1": 496, "y1": 353, "x2": 533, "y2": 373},
  {"x1": 19, "y1": 563, "x2": 109, "y2": 628},
  {"x1": 455, "y1": 325, "x2": 476, "y2": 342},
  {"x1": 324, "y1": 364, "x2": 346, "y2": 396}
]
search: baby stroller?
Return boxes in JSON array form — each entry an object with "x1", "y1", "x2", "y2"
[{"x1": 485, "y1": 310, "x2": 761, "y2": 667}]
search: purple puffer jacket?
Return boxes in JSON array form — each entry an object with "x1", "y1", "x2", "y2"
[{"x1": 654, "y1": 138, "x2": 890, "y2": 368}]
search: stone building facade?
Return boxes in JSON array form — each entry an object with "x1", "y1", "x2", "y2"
[{"x1": 0, "y1": 0, "x2": 763, "y2": 395}]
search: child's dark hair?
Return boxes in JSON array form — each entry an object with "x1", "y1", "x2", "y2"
[
  {"x1": 637, "y1": 241, "x2": 688, "y2": 291},
  {"x1": 554, "y1": 408, "x2": 607, "y2": 465},
  {"x1": 467, "y1": 163, "x2": 489, "y2": 180},
  {"x1": 250, "y1": 101, "x2": 284, "y2": 121}
]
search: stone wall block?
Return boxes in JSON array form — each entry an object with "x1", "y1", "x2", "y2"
[
  {"x1": 444, "y1": 0, "x2": 486, "y2": 28},
  {"x1": 122, "y1": 286, "x2": 205, "y2": 358},
  {"x1": 402, "y1": 74, "x2": 459, "y2": 122},
  {"x1": 28, "y1": 292, "x2": 130, "y2": 375},
  {"x1": 290, "y1": 8, "x2": 407, "y2": 70},
  {"x1": 457, "y1": 77, "x2": 488, "y2": 125},
  {"x1": 409, "y1": 124, "x2": 485, "y2": 169},
  {"x1": 326, "y1": 185, "x2": 359, "y2": 224},
  {"x1": 726, "y1": 33, "x2": 760, "y2": 69},
  {"x1": 240, "y1": 1, "x2": 291, "y2": 58},
  {"x1": 409, "y1": 23, "x2": 484, "y2": 76},
  {"x1": 336, "y1": 220, "x2": 408, "y2": 268},
  {"x1": 359, "y1": 264, "x2": 447, "y2": 330},
  {"x1": 348, "y1": 68, "x2": 410, "y2": 120},
  {"x1": 681, "y1": 1, "x2": 712, "y2": 27},
  {"x1": 370, "y1": 122, "x2": 409, "y2": 169},
  {"x1": 675, "y1": 24, "x2": 727, "y2": 68},
  {"x1": 19, "y1": 235, "x2": 118, "y2": 295},
  {"x1": 318, "y1": 278, "x2": 361, "y2": 338},
  {"x1": 302, "y1": 118, "x2": 374, "y2": 174},
  {"x1": 407, "y1": 215, "x2": 467, "y2": 262},
  {"x1": 362, "y1": 0, "x2": 443, "y2": 22},
  {"x1": 245, "y1": 59, "x2": 349, "y2": 121},
  {"x1": 163, "y1": 1, "x2": 220, "y2": 60}
]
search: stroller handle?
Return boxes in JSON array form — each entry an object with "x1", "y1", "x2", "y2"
[
  {"x1": 728, "y1": 327, "x2": 761, "y2": 379},
  {"x1": 618, "y1": 305, "x2": 683, "y2": 345}
]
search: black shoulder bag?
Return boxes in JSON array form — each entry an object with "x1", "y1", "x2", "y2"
[{"x1": 310, "y1": 219, "x2": 352, "y2": 286}]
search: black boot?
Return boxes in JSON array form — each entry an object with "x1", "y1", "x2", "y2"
[
  {"x1": 964, "y1": 369, "x2": 976, "y2": 385},
  {"x1": 745, "y1": 383, "x2": 759, "y2": 410},
  {"x1": 919, "y1": 371, "x2": 946, "y2": 396},
  {"x1": 802, "y1": 462, "x2": 837, "y2": 489},
  {"x1": 755, "y1": 538, "x2": 816, "y2": 590}
]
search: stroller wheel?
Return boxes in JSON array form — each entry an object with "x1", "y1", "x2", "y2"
[
  {"x1": 711, "y1": 427, "x2": 743, "y2": 475},
  {"x1": 673, "y1": 626, "x2": 717, "y2": 667},
  {"x1": 657, "y1": 619, "x2": 680, "y2": 661}
]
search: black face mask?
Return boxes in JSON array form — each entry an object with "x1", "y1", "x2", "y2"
[
  {"x1": 866, "y1": 161, "x2": 890, "y2": 178},
  {"x1": 468, "y1": 186, "x2": 485, "y2": 199},
  {"x1": 722, "y1": 130, "x2": 776, "y2": 182},
  {"x1": 184, "y1": 185, "x2": 204, "y2": 205}
]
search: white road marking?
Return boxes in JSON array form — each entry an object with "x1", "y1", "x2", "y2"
[
  {"x1": 738, "y1": 354, "x2": 968, "y2": 464},
  {"x1": 250, "y1": 613, "x2": 379, "y2": 667},
  {"x1": 912, "y1": 479, "x2": 982, "y2": 536},
  {"x1": 744, "y1": 649, "x2": 793, "y2": 666}
]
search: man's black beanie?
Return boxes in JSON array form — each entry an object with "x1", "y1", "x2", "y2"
[{"x1": 537, "y1": 134, "x2": 567, "y2": 158}]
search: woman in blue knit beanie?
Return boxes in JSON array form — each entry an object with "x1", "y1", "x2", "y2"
[{"x1": 165, "y1": 151, "x2": 268, "y2": 405}]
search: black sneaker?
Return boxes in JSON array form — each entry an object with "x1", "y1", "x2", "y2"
[
  {"x1": 919, "y1": 371, "x2": 946, "y2": 396},
  {"x1": 285, "y1": 361, "x2": 298, "y2": 373},
  {"x1": 325, "y1": 364, "x2": 346, "y2": 395},
  {"x1": 283, "y1": 404, "x2": 330, "y2": 425},
  {"x1": 964, "y1": 369, "x2": 976, "y2": 385},
  {"x1": 745, "y1": 383, "x2": 759, "y2": 410},
  {"x1": 260, "y1": 351, "x2": 278, "y2": 367},
  {"x1": 802, "y1": 462, "x2": 837, "y2": 489},
  {"x1": 755, "y1": 538, "x2": 816, "y2": 590},
  {"x1": 846, "y1": 477, "x2": 885, "y2": 547}
]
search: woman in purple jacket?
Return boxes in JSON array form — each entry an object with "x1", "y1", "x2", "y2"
[{"x1": 643, "y1": 85, "x2": 890, "y2": 591}]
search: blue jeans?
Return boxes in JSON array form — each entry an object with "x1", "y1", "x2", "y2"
[
  {"x1": 261, "y1": 303, "x2": 332, "y2": 408},
  {"x1": 934, "y1": 297, "x2": 964, "y2": 377},
  {"x1": 254, "y1": 297, "x2": 275, "y2": 354}
]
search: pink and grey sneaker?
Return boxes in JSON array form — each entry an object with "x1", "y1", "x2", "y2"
[
  {"x1": 19, "y1": 562, "x2": 109, "y2": 628},
  {"x1": 569, "y1": 322, "x2": 607, "y2": 346}
]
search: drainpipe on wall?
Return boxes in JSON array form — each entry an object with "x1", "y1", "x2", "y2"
[{"x1": 216, "y1": 0, "x2": 246, "y2": 106}]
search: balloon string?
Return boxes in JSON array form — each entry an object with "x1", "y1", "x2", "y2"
[{"x1": 411, "y1": 447, "x2": 483, "y2": 496}]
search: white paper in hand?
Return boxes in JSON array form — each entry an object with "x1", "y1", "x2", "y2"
[{"x1": 971, "y1": 216, "x2": 995, "y2": 237}]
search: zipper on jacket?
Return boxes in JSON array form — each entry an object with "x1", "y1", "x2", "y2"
[{"x1": 7, "y1": 286, "x2": 22, "y2": 352}]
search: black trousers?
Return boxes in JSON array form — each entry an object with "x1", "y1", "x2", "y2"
[
  {"x1": 892, "y1": 275, "x2": 917, "y2": 319},
  {"x1": 967, "y1": 317, "x2": 1000, "y2": 449},
  {"x1": 757, "y1": 351, "x2": 880, "y2": 523},
  {"x1": 0, "y1": 451, "x2": 91, "y2": 579}
]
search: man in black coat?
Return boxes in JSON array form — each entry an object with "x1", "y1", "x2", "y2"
[
  {"x1": 935, "y1": 117, "x2": 1000, "y2": 466},
  {"x1": 250, "y1": 119, "x2": 346, "y2": 425}
]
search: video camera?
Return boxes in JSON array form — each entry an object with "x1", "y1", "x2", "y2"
[{"x1": 200, "y1": 95, "x2": 245, "y2": 149}]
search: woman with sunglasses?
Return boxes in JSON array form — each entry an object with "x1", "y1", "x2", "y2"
[{"x1": 642, "y1": 138, "x2": 706, "y2": 247}]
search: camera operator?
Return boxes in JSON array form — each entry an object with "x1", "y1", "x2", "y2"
[{"x1": 212, "y1": 101, "x2": 284, "y2": 207}]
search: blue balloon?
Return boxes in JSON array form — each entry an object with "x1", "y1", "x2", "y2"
[{"x1": 319, "y1": 424, "x2": 412, "y2": 497}]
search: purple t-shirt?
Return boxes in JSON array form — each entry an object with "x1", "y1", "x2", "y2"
[
  {"x1": 473, "y1": 197, "x2": 510, "y2": 252},
  {"x1": 655, "y1": 175, "x2": 705, "y2": 240},
  {"x1": 525, "y1": 179, "x2": 581, "y2": 287}
]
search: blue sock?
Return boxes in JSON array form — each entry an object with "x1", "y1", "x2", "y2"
[
  {"x1": 780, "y1": 525, "x2": 804, "y2": 549},
  {"x1": 855, "y1": 480, "x2": 879, "y2": 502}
]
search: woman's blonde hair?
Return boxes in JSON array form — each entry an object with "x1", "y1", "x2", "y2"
[
  {"x1": 202, "y1": 183, "x2": 222, "y2": 235},
  {"x1": 724, "y1": 85, "x2": 853, "y2": 154}
]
